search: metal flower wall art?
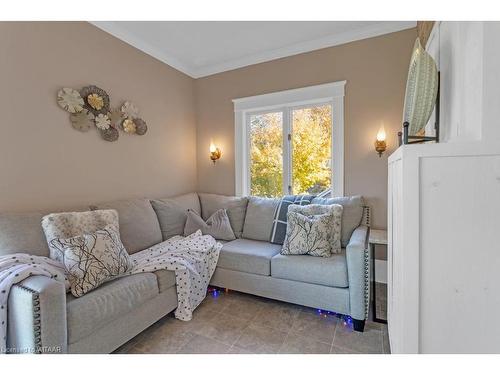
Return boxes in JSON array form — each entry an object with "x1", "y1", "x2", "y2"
[{"x1": 56, "y1": 85, "x2": 148, "y2": 142}]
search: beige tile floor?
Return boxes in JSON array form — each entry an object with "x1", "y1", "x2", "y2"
[{"x1": 114, "y1": 284, "x2": 390, "y2": 354}]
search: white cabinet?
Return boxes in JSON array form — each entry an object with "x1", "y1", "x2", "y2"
[
  {"x1": 387, "y1": 142, "x2": 500, "y2": 353},
  {"x1": 388, "y1": 20, "x2": 500, "y2": 353}
]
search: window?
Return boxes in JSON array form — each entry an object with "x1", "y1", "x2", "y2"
[
  {"x1": 291, "y1": 104, "x2": 332, "y2": 195},
  {"x1": 234, "y1": 81, "x2": 345, "y2": 197},
  {"x1": 249, "y1": 111, "x2": 283, "y2": 197}
]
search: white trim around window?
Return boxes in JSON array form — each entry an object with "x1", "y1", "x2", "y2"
[{"x1": 233, "y1": 81, "x2": 345, "y2": 197}]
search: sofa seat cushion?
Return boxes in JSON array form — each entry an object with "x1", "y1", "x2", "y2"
[
  {"x1": 154, "y1": 269, "x2": 176, "y2": 293},
  {"x1": 66, "y1": 273, "x2": 159, "y2": 344},
  {"x1": 271, "y1": 250, "x2": 348, "y2": 288},
  {"x1": 218, "y1": 239, "x2": 282, "y2": 276}
]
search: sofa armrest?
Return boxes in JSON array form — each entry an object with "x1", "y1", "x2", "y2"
[
  {"x1": 345, "y1": 225, "x2": 370, "y2": 321},
  {"x1": 7, "y1": 276, "x2": 67, "y2": 354}
]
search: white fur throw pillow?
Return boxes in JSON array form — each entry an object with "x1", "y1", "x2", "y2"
[
  {"x1": 42, "y1": 209, "x2": 119, "y2": 262},
  {"x1": 49, "y1": 224, "x2": 132, "y2": 297},
  {"x1": 184, "y1": 209, "x2": 236, "y2": 241},
  {"x1": 282, "y1": 204, "x2": 343, "y2": 257}
]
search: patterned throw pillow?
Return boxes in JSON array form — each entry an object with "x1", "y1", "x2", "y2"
[
  {"x1": 49, "y1": 224, "x2": 133, "y2": 297},
  {"x1": 184, "y1": 209, "x2": 236, "y2": 241},
  {"x1": 288, "y1": 204, "x2": 343, "y2": 254},
  {"x1": 281, "y1": 212, "x2": 333, "y2": 257},
  {"x1": 281, "y1": 204, "x2": 343, "y2": 257}
]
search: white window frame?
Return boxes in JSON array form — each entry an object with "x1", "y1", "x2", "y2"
[{"x1": 233, "y1": 81, "x2": 346, "y2": 197}]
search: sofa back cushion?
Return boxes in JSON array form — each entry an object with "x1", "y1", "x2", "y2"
[
  {"x1": 198, "y1": 193, "x2": 248, "y2": 238},
  {"x1": 0, "y1": 212, "x2": 50, "y2": 257},
  {"x1": 242, "y1": 196, "x2": 279, "y2": 242},
  {"x1": 311, "y1": 195, "x2": 364, "y2": 247},
  {"x1": 90, "y1": 198, "x2": 162, "y2": 254},
  {"x1": 151, "y1": 193, "x2": 201, "y2": 241},
  {"x1": 168, "y1": 192, "x2": 201, "y2": 213}
]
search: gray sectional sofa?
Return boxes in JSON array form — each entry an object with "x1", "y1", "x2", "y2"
[{"x1": 0, "y1": 192, "x2": 370, "y2": 354}]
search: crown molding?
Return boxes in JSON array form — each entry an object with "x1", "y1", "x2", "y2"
[
  {"x1": 90, "y1": 21, "x2": 416, "y2": 79},
  {"x1": 90, "y1": 21, "x2": 197, "y2": 77},
  {"x1": 194, "y1": 21, "x2": 416, "y2": 77}
]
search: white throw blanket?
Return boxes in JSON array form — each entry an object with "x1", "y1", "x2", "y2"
[
  {"x1": 128, "y1": 230, "x2": 222, "y2": 321},
  {"x1": 0, "y1": 230, "x2": 221, "y2": 353}
]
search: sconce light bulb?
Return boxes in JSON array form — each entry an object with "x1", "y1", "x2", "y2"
[
  {"x1": 375, "y1": 124, "x2": 387, "y2": 157},
  {"x1": 209, "y1": 142, "x2": 222, "y2": 164},
  {"x1": 376, "y1": 126, "x2": 386, "y2": 142}
]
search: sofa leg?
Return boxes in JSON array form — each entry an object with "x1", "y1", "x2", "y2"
[{"x1": 352, "y1": 319, "x2": 365, "y2": 332}]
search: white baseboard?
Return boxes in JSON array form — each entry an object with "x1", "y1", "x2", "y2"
[{"x1": 374, "y1": 260, "x2": 387, "y2": 284}]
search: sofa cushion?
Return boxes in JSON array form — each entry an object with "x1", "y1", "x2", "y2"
[
  {"x1": 66, "y1": 273, "x2": 159, "y2": 344},
  {"x1": 271, "y1": 251, "x2": 349, "y2": 288},
  {"x1": 0, "y1": 212, "x2": 49, "y2": 257},
  {"x1": 218, "y1": 239, "x2": 282, "y2": 276},
  {"x1": 168, "y1": 192, "x2": 201, "y2": 213},
  {"x1": 91, "y1": 198, "x2": 162, "y2": 254},
  {"x1": 151, "y1": 199, "x2": 186, "y2": 240},
  {"x1": 311, "y1": 196, "x2": 364, "y2": 247},
  {"x1": 154, "y1": 269, "x2": 176, "y2": 293},
  {"x1": 242, "y1": 196, "x2": 279, "y2": 242},
  {"x1": 151, "y1": 193, "x2": 201, "y2": 240},
  {"x1": 198, "y1": 193, "x2": 248, "y2": 238}
]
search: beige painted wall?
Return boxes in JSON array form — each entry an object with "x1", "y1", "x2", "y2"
[
  {"x1": 1, "y1": 22, "x2": 415, "y2": 230},
  {"x1": 0, "y1": 22, "x2": 197, "y2": 213},
  {"x1": 195, "y1": 28, "x2": 416, "y2": 229}
]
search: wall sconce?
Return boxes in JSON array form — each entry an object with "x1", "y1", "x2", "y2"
[
  {"x1": 374, "y1": 124, "x2": 387, "y2": 157},
  {"x1": 209, "y1": 142, "x2": 222, "y2": 164}
]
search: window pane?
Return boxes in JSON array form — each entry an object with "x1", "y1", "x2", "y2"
[
  {"x1": 249, "y1": 112, "x2": 283, "y2": 197},
  {"x1": 291, "y1": 104, "x2": 332, "y2": 195}
]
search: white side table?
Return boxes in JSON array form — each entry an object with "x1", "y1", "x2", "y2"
[{"x1": 369, "y1": 229, "x2": 387, "y2": 324}]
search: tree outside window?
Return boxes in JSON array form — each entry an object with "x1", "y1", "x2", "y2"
[{"x1": 249, "y1": 104, "x2": 332, "y2": 197}]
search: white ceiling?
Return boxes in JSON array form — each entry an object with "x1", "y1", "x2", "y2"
[{"x1": 92, "y1": 21, "x2": 416, "y2": 78}]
